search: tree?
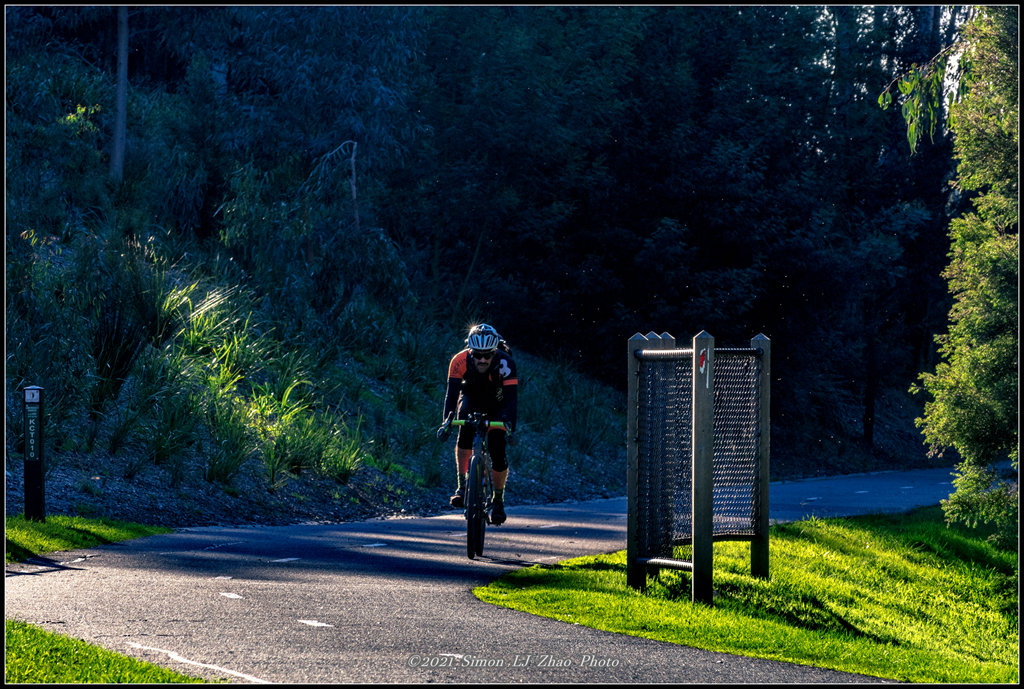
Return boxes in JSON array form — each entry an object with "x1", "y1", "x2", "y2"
[
  {"x1": 887, "y1": 6, "x2": 1018, "y2": 544},
  {"x1": 110, "y1": 6, "x2": 128, "y2": 182}
]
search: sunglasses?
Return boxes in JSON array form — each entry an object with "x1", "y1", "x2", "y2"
[{"x1": 471, "y1": 350, "x2": 495, "y2": 360}]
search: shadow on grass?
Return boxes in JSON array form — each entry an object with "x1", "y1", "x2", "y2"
[{"x1": 5, "y1": 539, "x2": 37, "y2": 564}]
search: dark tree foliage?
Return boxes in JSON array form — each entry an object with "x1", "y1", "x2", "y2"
[{"x1": 5, "y1": 5, "x2": 968, "y2": 476}]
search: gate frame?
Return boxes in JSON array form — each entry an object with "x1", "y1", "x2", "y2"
[{"x1": 627, "y1": 331, "x2": 770, "y2": 604}]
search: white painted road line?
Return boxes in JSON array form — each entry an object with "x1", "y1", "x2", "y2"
[
  {"x1": 299, "y1": 620, "x2": 334, "y2": 627},
  {"x1": 203, "y1": 541, "x2": 245, "y2": 551},
  {"x1": 127, "y1": 642, "x2": 272, "y2": 684},
  {"x1": 219, "y1": 592, "x2": 243, "y2": 599}
]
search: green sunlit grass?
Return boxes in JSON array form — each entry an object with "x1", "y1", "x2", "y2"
[
  {"x1": 5, "y1": 513, "x2": 171, "y2": 564},
  {"x1": 5, "y1": 619, "x2": 209, "y2": 684},
  {"x1": 475, "y1": 507, "x2": 1018, "y2": 683}
]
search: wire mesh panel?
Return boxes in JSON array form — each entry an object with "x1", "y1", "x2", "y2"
[
  {"x1": 635, "y1": 352, "x2": 692, "y2": 558},
  {"x1": 712, "y1": 351, "x2": 762, "y2": 538},
  {"x1": 631, "y1": 341, "x2": 765, "y2": 554}
]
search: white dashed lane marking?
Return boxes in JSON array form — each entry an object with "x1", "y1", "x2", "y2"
[{"x1": 127, "y1": 642, "x2": 272, "y2": 684}]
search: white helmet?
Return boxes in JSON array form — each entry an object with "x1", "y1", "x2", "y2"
[{"x1": 467, "y1": 323, "x2": 501, "y2": 351}]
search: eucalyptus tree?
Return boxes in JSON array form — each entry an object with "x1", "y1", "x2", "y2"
[{"x1": 885, "y1": 6, "x2": 1017, "y2": 543}]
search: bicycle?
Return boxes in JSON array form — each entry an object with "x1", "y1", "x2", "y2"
[{"x1": 438, "y1": 412, "x2": 509, "y2": 559}]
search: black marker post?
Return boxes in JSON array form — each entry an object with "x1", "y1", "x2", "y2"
[{"x1": 23, "y1": 386, "x2": 46, "y2": 522}]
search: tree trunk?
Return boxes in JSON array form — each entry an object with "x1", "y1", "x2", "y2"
[
  {"x1": 110, "y1": 6, "x2": 128, "y2": 183},
  {"x1": 863, "y1": 339, "x2": 877, "y2": 449}
]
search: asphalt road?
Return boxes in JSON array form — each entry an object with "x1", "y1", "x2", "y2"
[{"x1": 5, "y1": 466, "x2": 960, "y2": 683}]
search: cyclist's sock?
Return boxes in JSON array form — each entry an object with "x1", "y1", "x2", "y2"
[
  {"x1": 493, "y1": 486, "x2": 505, "y2": 504},
  {"x1": 457, "y1": 473, "x2": 467, "y2": 491}
]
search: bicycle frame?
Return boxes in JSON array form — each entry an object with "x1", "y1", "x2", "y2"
[{"x1": 447, "y1": 413, "x2": 507, "y2": 559}]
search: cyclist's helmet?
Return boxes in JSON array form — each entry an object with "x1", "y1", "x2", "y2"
[{"x1": 467, "y1": 323, "x2": 501, "y2": 352}]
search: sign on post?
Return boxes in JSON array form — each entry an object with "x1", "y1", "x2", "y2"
[
  {"x1": 23, "y1": 385, "x2": 46, "y2": 522},
  {"x1": 691, "y1": 331, "x2": 714, "y2": 605}
]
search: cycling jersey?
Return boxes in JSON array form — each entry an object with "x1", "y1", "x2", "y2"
[{"x1": 442, "y1": 348, "x2": 518, "y2": 430}]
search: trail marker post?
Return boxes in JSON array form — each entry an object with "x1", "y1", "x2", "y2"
[{"x1": 23, "y1": 385, "x2": 46, "y2": 522}]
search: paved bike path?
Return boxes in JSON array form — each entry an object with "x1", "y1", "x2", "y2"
[{"x1": 4, "y1": 466, "x2": 959, "y2": 683}]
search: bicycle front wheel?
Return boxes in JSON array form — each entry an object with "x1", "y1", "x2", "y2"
[{"x1": 465, "y1": 454, "x2": 487, "y2": 559}]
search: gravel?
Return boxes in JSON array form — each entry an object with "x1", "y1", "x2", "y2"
[{"x1": 4, "y1": 432, "x2": 627, "y2": 528}]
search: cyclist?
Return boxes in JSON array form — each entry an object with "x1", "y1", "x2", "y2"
[{"x1": 437, "y1": 323, "x2": 517, "y2": 525}]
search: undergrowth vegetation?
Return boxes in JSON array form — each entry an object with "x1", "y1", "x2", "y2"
[
  {"x1": 7, "y1": 126, "x2": 623, "y2": 507},
  {"x1": 4, "y1": 44, "x2": 622, "y2": 496},
  {"x1": 6, "y1": 222, "x2": 531, "y2": 496},
  {"x1": 5, "y1": 40, "x2": 627, "y2": 501}
]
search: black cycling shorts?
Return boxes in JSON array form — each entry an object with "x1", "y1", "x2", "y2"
[{"x1": 456, "y1": 417, "x2": 509, "y2": 472}]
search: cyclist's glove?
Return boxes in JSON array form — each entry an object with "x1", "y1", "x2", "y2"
[
  {"x1": 436, "y1": 424, "x2": 451, "y2": 442},
  {"x1": 502, "y1": 420, "x2": 517, "y2": 445}
]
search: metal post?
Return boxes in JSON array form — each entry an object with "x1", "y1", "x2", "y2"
[
  {"x1": 751, "y1": 334, "x2": 771, "y2": 578},
  {"x1": 23, "y1": 386, "x2": 46, "y2": 522},
  {"x1": 650, "y1": 332, "x2": 676, "y2": 569},
  {"x1": 691, "y1": 332, "x2": 714, "y2": 604},
  {"x1": 626, "y1": 333, "x2": 647, "y2": 590}
]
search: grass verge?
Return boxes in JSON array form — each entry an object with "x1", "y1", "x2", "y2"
[
  {"x1": 5, "y1": 513, "x2": 171, "y2": 564},
  {"x1": 5, "y1": 514, "x2": 209, "y2": 684},
  {"x1": 5, "y1": 619, "x2": 208, "y2": 684},
  {"x1": 473, "y1": 507, "x2": 1018, "y2": 683}
]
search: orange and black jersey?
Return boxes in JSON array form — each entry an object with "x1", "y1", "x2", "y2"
[{"x1": 442, "y1": 348, "x2": 518, "y2": 429}]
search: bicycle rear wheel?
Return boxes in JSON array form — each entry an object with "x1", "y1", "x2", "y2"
[{"x1": 465, "y1": 454, "x2": 486, "y2": 559}]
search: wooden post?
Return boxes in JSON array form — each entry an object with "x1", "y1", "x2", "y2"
[
  {"x1": 751, "y1": 334, "x2": 771, "y2": 578},
  {"x1": 691, "y1": 331, "x2": 714, "y2": 604},
  {"x1": 626, "y1": 333, "x2": 647, "y2": 590}
]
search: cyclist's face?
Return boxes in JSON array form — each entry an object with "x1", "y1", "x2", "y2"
[{"x1": 471, "y1": 349, "x2": 495, "y2": 372}]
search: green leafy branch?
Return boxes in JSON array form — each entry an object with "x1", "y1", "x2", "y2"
[{"x1": 878, "y1": 31, "x2": 975, "y2": 154}]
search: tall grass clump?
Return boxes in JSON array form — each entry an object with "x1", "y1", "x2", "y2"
[
  {"x1": 137, "y1": 348, "x2": 202, "y2": 484},
  {"x1": 202, "y1": 396, "x2": 255, "y2": 484},
  {"x1": 251, "y1": 377, "x2": 312, "y2": 490},
  {"x1": 176, "y1": 285, "x2": 241, "y2": 357},
  {"x1": 320, "y1": 413, "x2": 369, "y2": 483},
  {"x1": 262, "y1": 408, "x2": 368, "y2": 486}
]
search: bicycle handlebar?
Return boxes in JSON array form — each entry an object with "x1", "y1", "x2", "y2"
[
  {"x1": 437, "y1": 412, "x2": 510, "y2": 441},
  {"x1": 449, "y1": 419, "x2": 507, "y2": 430}
]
